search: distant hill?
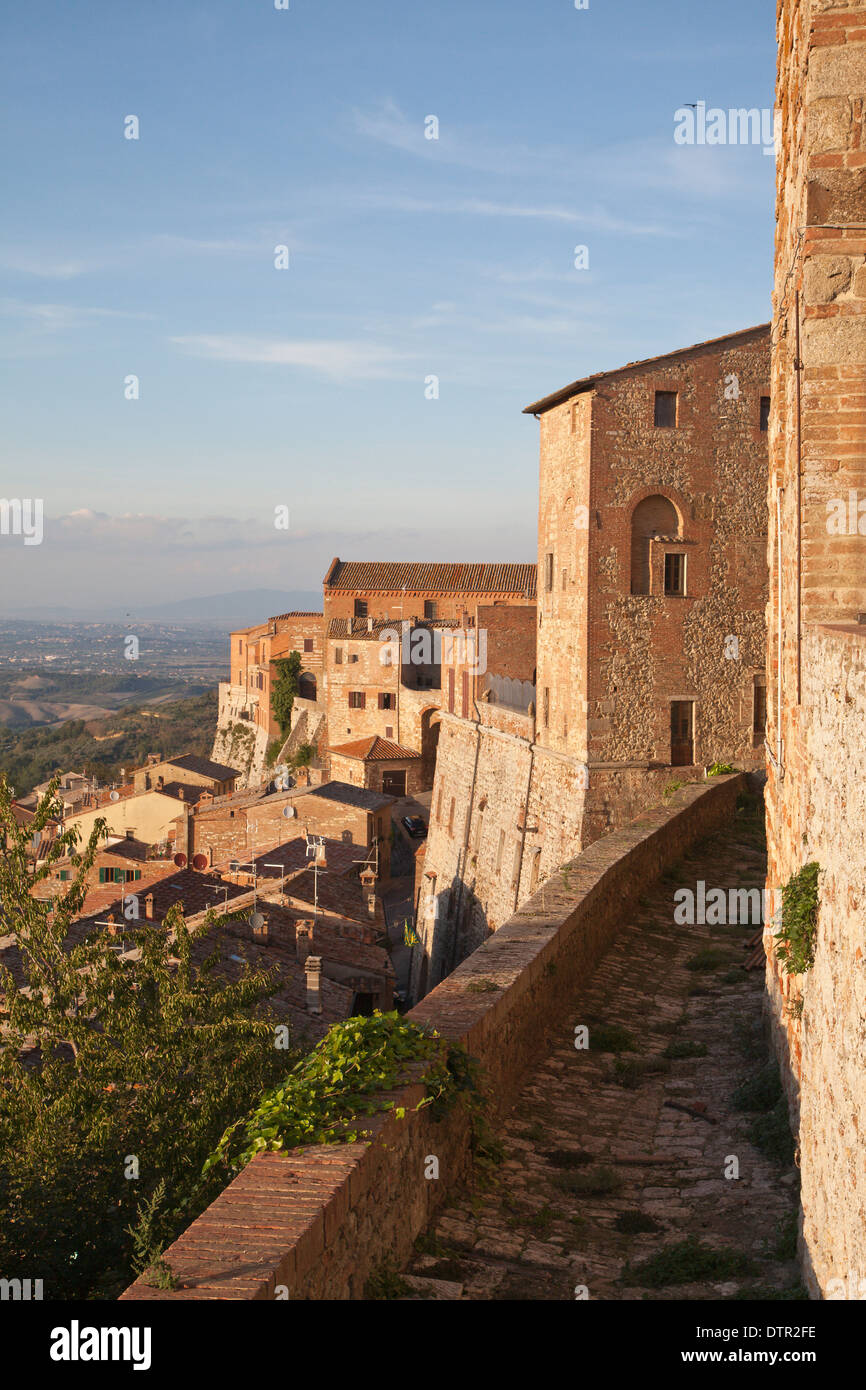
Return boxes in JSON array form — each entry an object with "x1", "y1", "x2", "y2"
[
  {"x1": 0, "y1": 689, "x2": 220, "y2": 797},
  {"x1": 0, "y1": 590, "x2": 322, "y2": 625}
]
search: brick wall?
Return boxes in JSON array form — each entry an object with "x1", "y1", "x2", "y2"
[
  {"x1": 767, "y1": 0, "x2": 866, "y2": 1299},
  {"x1": 120, "y1": 775, "x2": 744, "y2": 1301}
]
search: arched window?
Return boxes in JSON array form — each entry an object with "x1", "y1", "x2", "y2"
[
  {"x1": 298, "y1": 672, "x2": 317, "y2": 701},
  {"x1": 630, "y1": 495, "x2": 680, "y2": 594}
]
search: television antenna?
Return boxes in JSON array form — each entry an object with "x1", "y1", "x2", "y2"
[{"x1": 304, "y1": 831, "x2": 327, "y2": 924}]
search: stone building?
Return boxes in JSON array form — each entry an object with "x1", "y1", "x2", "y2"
[
  {"x1": 766, "y1": 0, "x2": 866, "y2": 1299},
  {"x1": 214, "y1": 611, "x2": 325, "y2": 784},
  {"x1": 411, "y1": 325, "x2": 771, "y2": 1000}
]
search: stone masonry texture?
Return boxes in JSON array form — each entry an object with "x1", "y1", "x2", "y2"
[{"x1": 767, "y1": 0, "x2": 866, "y2": 1298}]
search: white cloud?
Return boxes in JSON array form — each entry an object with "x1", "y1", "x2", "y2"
[{"x1": 170, "y1": 333, "x2": 415, "y2": 380}]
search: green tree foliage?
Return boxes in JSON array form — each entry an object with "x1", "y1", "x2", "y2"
[
  {"x1": 0, "y1": 690, "x2": 218, "y2": 797},
  {"x1": 0, "y1": 775, "x2": 300, "y2": 1299},
  {"x1": 270, "y1": 652, "x2": 301, "y2": 736}
]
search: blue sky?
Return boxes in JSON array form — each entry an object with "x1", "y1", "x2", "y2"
[{"x1": 0, "y1": 0, "x2": 777, "y2": 610}]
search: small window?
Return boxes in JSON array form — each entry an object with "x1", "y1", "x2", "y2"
[
  {"x1": 753, "y1": 679, "x2": 767, "y2": 738},
  {"x1": 759, "y1": 396, "x2": 770, "y2": 432},
  {"x1": 654, "y1": 391, "x2": 677, "y2": 428},
  {"x1": 385, "y1": 725, "x2": 393, "y2": 739},
  {"x1": 378, "y1": 692, "x2": 395, "y2": 710},
  {"x1": 348, "y1": 691, "x2": 366, "y2": 709},
  {"x1": 354, "y1": 599, "x2": 368, "y2": 618},
  {"x1": 349, "y1": 653, "x2": 359, "y2": 664},
  {"x1": 544, "y1": 552, "x2": 554, "y2": 592},
  {"x1": 664, "y1": 553, "x2": 686, "y2": 596},
  {"x1": 303, "y1": 638, "x2": 313, "y2": 653},
  {"x1": 424, "y1": 600, "x2": 437, "y2": 619},
  {"x1": 334, "y1": 647, "x2": 343, "y2": 664}
]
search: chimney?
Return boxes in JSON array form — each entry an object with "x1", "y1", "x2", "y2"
[
  {"x1": 177, "y1": 786, "x2": 185, "y2": 801},
  {"x1": 360, "y1": 866, "x2": 377, "y2": 918},
  {"x1": 144, "y1": 894, "x2": 154, "y2": 921},
  {"x1": 305, "y1": 956, "x2": 322, "y2": 1014},
  {"x1": 250, "y1": 912, "x2": 269, "y2": 944},
  {"x1": 295, "y1": 919, "x2": 314, "y2": 963}
]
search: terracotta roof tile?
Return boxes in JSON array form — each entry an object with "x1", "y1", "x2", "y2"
[
  {"x1": 325, "y1": 561, "x2": 537, "y2": 597},
  {"x1": 328, "y1": 736, "x2": 421, "y2": 761}
]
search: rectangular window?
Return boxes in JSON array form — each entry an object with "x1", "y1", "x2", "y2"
[
  {"x1": 759, "y1": 396, "x2": 770, "y2": 432},
  {"x1": 354, "y1": 599, "x2": 368, "y2": 618},
  {"x1": 378, "y1": 692, "x2": 395, "y2": 710},
  {"x1": 448, "y1": 668, "x2": 455, "y2": 713},
  {"x1": 544, "y1": 552, "x2": 554, "y2": 592},
  {"x1": 753, "y1": 679, "x2": 767, "y2": 738},
  {"x1": 334, "y1": 647, "x2": 343, "y2": 664},
  {"x1": 654, "y1": 390, "x2": 677, "y2": 428},
  {"x1": 664, "y1": 553, "x2": 686, "y2": 596},
  {"x1": 385, "y1": 725, "x2": 393, "y2": 739},
  {"x1": 303, "y1": 638, "x2": 313, "y2": 652},
  {"x1": 349, "y1": 653, "x2": 359, "y2": 664},
  {"x1": 98, "y1": 868, "x2": 106, "y2": 884},
  {"x1": 543, "y1": 687, "x2": 550, "y2": 726},
  {"x1": 424, "y1": 600, "x2": 437, "y2": 619},
  {"x1": 348, "y1": 691, "x2": 366, "y2": 709}
]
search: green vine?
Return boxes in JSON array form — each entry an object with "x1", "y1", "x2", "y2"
[
  {"x1": 774, "y1": 862, "x2": 820, "y2": 975},
  {"x1": 706, "y1": 761, "x2": 737, "y2": 777},
  {"x1": 203, "y1": 1012, "x2": 482, "y2": 1177}
]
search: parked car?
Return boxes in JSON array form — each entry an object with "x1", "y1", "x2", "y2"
[{"x1": 402, "y1": 815, "x2": 427, "y2": 839}]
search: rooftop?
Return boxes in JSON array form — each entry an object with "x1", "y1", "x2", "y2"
[
  {"x1": 324, "y1": 559, "x2": 537, "y2": 597},
  {"x1": 522, "y1": 323, "x2": 772, "y2": 416},
  {"x1": 329, "y1": 736, "x2": 422, "y2": 762},
  {"x1": 159, "y1": 753, "x2": 241, "y2": 782},
  {"x1": 301, "y1": 781, "x2": 396, "y2": 812}
]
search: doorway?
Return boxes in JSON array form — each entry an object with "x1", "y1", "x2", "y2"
[{"x1": 670, "y1": 701, "x2": 694, "y2": 766}]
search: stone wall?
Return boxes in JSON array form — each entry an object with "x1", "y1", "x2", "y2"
[
  {"x1": 767, "y1": 0, "x2": 866, "y2": 1299},
  {"x1": 212, "y1": 683, "x2": 269, "y2": 790},
  {"x1": 120, "y1": 775, "x2": 745, "y2": 1302}
]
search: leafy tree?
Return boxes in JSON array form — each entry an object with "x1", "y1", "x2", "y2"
[
  {"x1": 270, "y1": 651, "x2": 302, "y2": 737},
  {"x1": 0, "y1": 775, "x2": 301, "y2": 1299}
]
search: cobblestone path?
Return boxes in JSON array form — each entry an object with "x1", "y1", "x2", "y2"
[{"x1": 402, "y1": 809, "x2": 804, "y2": 1300}]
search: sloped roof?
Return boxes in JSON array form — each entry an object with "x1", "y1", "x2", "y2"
[
  {"x1": 522, "y1": 323, "x2": 771, "y2": 416},
  {"x1": 162, "y1": 754, "x2": 241, "y2": 782},
  {"x1": 328, "y1": 736, "x2": 421, "y2": 762},
  {"x1": 325, "y1": 560, "x2": 537, "y2": 597},
  {"x1": 303, "y1": 781, "x2": 396, "y2": 811}
]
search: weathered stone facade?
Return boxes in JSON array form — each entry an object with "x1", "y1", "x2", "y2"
[
  {"x1": 413, "y1": 328, "x2": 771, "y2": 1000},
  {"x1": 767, "y1": 0, "x2": 866, "y2": 1299}
]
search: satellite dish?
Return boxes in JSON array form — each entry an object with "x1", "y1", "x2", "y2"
[
  {"x1": 192, "y1": 853, "x2": 208, "y2": 871},
  {"x1": 109, "y1": 791, "x2": 120, "y2": 803},
  {"x1": 173, "y1": 852, "x2": 187, "y2": 868},
  {"x1": 282, "y1": 805, "x2": 297, "y2": 819},
  {"x1": 249, "y1": 911, "x2": 265, "y2": 932}
]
